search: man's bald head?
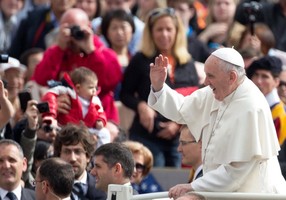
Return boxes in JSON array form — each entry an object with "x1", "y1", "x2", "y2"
[{"x1": 60, "y1": 8, "x2": 90, "y2": 26}]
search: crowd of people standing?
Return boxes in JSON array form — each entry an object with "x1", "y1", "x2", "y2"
[{"x1": 1, "y1": 0, "x2": 286, "y2": 199}]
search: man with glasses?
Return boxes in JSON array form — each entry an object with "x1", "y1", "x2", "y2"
[
  {"x1": 178, "y1": 125, "x2": 203, "y2": 182},
  {"x1": 53, "y1": 123, "x2": 106, "y2": 200},
  {"x1": 34, "y1": 157, "x2": 74, "y2": 200},
  {"x1": 0, "y1": 139, "x2": 35, "y2": 200}
]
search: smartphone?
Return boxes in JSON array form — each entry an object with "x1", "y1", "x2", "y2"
[
  {"x1": 36, "y1": 102, "x2": 50, "y2": 113},
  {"x1": 18, "y1": 91, "x2": 32, "y2": 112}
]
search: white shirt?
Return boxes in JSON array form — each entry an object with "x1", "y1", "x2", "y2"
[
  {"x1": 0, "y1": 183, "x2": 22, "y2": 200},
  {"x1": 148, "y1": 78, "x2": 286, "y2": 193}
]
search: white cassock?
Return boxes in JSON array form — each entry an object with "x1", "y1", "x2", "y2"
[{"x1": 148, "y1": 77, "x2": 286, "y2": 193}]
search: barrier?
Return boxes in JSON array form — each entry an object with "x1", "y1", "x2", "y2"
[{"x1": 107, "y1": 185, "x2": 286, "y2": 200}]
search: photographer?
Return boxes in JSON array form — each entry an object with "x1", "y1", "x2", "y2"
[
  {"x1": 31, "y1": 8, "x2": 122, "y2": 124},
  {"x1": 14, "y1": 99, "x2": 59, "y2": 188},
  {"x1": 235, "y1": 0, "x2": 286, "y2": 52}
]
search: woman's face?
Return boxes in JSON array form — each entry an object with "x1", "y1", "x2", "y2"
[
  {"x1": 151, "y1": 16, "x2": 177, "y2": 55},
  {"x1": 131, "y1": 153, "x2": 145, "y2": 184},
  {"x1": 212, "y1": 0, "x2": 236, "y2": 22},
  {"x1": 75, "y1": 0, "x2": 97, "y2": 20},
  {"x1": 107, "y1": 18, "x2": 133, "y2": 49},
  {"x1": 0, "y1": 0, "x2": 23, "y2": 18}
]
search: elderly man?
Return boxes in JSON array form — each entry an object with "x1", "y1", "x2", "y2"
[
  {"x1": 148, "y1": 47, "x2": 286, "y2": 198},
  {"x1": 90, "y1": 142, "x2": 135, "y2": 193},
  {"x1": 34, "y1": 157, "x2": 74, "y2": 200},
  {"x1": 0, "y1": 139, "x2": 35, "y2": 200}
]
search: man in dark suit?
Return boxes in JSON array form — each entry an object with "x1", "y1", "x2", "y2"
[
  {"x1": 35, "y1": 157, "x2": 74, "y2": 200},
  {"x1": 53, "y1": 123, "x2": 106, "y2": 200},
  {"x1": 0, "y1": 139, "x2": 35, "y2": 200}
]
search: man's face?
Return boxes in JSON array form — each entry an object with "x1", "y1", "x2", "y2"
[
  {"x1": 204, "y1": 56, "x2": 235, "y2": 101},
  {"x1": 250, "y1": 69, "x2": 279, "y2": 96},
  {"x1": 90, "y1": 155, "x2": 115, "y2": 192},
  {"x1": 4, "y1": 68, "x2": 25, "y2": 99},
  {"x1": 0, "y1": 144, "x2": 27, "y2": 191},
  {"x1": 177, "y1": 129, "x2": 201, "y2": 167},
  {"x1": 60, "y1": 143, "x2": 89, "y2": 180}
]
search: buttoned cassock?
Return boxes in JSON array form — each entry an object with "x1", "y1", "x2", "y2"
[{"x1": 148, "y1": 78, "x2": 286, "y2": 193}]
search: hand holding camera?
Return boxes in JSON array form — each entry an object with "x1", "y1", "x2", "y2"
[{"x1": 57, "y1": 23, "x2": 95, "y2": 54}]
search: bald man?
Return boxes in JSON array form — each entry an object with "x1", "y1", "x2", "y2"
[
  {"x1": 148, "y1": 48, "x2": 286, "y2": 198},
  {"x1": 32, "y1": 8, "x2": 122, "y2": 123}
]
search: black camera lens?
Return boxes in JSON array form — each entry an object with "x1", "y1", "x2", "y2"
[
  {"x1": 42, "y1": 125, "x2": 53, "y2": 133},
  {"x1": 0, "y1": 54, "x2": 9, "y2": 63},
  {"x1": 70, "y1": 25, "x2": 85, "y2": 40}
]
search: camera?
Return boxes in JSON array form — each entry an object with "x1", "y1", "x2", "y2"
[
  {"x1": 0, "y1": 54, "x2": 8, "y2": 63},
  {"x1": 70, "y1": 25, "x2": 85, "y2": 40},
  {"x1": 242, "y1": 1, "x2": 262, "y2": 35}
]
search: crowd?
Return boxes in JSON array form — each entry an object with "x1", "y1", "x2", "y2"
[{"x1": 1, "y1": 0, "x2": 286, "y2": 199}]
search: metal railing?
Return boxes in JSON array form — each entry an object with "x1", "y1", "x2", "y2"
[{"x1": 107, "y1": 185, "x2": 286, "y2": 200}]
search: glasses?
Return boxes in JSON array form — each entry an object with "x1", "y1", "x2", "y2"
[
  {"x1": 279, "y1": 80, "x2": 286, "y2": 87},
  {"x1": 149, "y1": 7, "x2": 175, "y2": 24},
  {"x1": 41, "y1": 125, "x2": 61, "y2": 133},
  {"x1": 135, "y1": 163, "x2": 146, "y2": 172},
  {"x1": 61, "y1": 148, "x2": 86, "y2": 156},
  {"x1": 31, "y1": 179, "x2": 43, "y2": 187},
  {"x1": 179, "y1": 140, "x2": 197, "y2": 146}
]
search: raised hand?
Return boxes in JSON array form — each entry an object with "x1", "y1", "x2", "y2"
[{"x1": 150, "y1": 54, "x2": 168, "y2": 92}]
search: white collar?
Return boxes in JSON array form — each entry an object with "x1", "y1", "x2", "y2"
[
  {"x1": 265, "y1": 88, "x2": 281, "y2": 107},
  {"x1": 0, "y1": 183, "x2": 22, "y2": 200},
  {"x1": 75, "y1": 170, "x2": 88, "y2": 185}
]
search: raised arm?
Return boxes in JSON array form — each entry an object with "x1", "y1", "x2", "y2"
[
  {"x1": 150, "y1": 54, "x2": 168, "y2": 92},
  {"x1": 0, "y1": 80, "x2": 14, "y2": 128}
]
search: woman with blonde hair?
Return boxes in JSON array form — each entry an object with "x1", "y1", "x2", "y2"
[
  {"x1": 123, "y1": 140, "x2": 163, "y2": 194},
  {"x1": 120, "y1": 7, "x2": 199, "y2": 167}
]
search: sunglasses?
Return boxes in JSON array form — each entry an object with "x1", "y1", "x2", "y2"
[
  {"x1": 149, "y1": 7, "x2": 176, "y2": 24},
  {"x1": 135, "y1": 163, "x2": 146, "y2": 172},
  {"x1": 279, "y1": 80, "x2": 286, "y2": 87}
]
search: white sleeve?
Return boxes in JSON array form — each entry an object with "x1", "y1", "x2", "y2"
[
  {"x1": 191, "y1": 159, "x2": 258, "y2": 192},
  {"x1": 148, "y1": 85, "x2": 165, "y2": 105}
]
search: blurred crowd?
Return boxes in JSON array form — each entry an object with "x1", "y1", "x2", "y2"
[{"x1": 1, "y1": 0, "x2": 286, "y2": 199}]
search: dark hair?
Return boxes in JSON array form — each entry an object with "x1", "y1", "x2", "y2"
[
  {"x1": 53, "y1": 123, "x2": 96, "y2": 158},
  {"x1": 19, "y1": 48, "x2": 44, "y2": 66},
  {"x1": 0, "y1": 139, "x2": 24, "y2": 158},
  {"x1": 39, "y1": 157, "x2": 74, "y2": 197},
  {"x1": 101, "y1": 9, "x2": 135, "y2": 46},
  {"x1": 94, "y1": 143, "x2": 134, "y2": 178}
]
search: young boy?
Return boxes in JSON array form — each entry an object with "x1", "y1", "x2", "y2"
[{"x1": 41, "y1": 67, "x2": 110, "y2": 147}]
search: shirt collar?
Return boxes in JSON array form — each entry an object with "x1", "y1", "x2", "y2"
[
  {"x1": 75, "y1": 170, "x2": 88, "y2": 185},
  {"x1": 0, "y1": 183, "x2": 22, "y2": 200},
  {"x1": 265, "y1": 88, "x2": 281, "y2": 107}
]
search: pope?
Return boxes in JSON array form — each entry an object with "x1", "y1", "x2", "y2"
[{"x1": 148, "y1": 48, "x2": 286, "y2": 199}]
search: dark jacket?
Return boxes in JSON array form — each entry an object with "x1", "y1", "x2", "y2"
[{"x1": 9, "y1": 7, "x2": 57, "y2": 59}]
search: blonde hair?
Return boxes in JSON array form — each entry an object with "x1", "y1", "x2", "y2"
[
  {"x1": 141, "y1": 7, "x2": 191, "y2": 65},
  {"x1": 123, "y1": 140, "x2": 153, "y2": 177}
]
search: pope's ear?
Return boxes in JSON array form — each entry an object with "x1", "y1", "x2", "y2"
[{"x1": 229, "y1": 70, "x2": 238, "y2": 83}]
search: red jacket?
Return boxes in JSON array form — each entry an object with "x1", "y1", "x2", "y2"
[
  {"x1": 41, "y1": 73, "x2": 107, "y2": 127},
  {"x1": 32, "y1": 36, "x2": 122, "y2": 123}
]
